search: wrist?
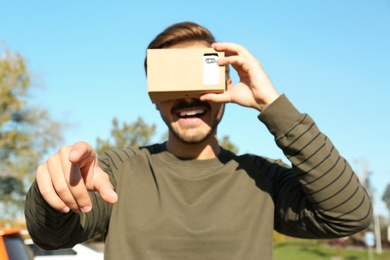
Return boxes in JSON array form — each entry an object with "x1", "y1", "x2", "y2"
[{"x1": 256, "y1": 91, "x2": 280, "y2": 112}]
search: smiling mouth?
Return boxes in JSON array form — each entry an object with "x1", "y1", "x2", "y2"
[
  {"x1": 172, "y1": 99, "x2": 210, "y2": 119},
  {"x1": 178, "y1": 109, "x2": 206, "y2": 118}
]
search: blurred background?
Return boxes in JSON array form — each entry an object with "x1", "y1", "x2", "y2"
[{"x1": 1, "y1": 0, "x2": 389, "y2": 258}]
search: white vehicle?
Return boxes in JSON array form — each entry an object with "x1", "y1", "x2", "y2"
[{"x1": 24, "y1": 239, "x2": 104, "y2": 260}]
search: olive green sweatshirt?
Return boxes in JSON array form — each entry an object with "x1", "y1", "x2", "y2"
[{"x1": 25, "y1": 95, "x2": 372, "y2": 259}]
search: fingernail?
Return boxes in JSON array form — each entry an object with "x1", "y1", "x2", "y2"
[
  {"x1": 62, "y1": 207, "x2": 70, "y2": 213},
  {"x1": 81, "y1": 206, "x2": 92, "y2": 213},
  {"x1": 72, "y1": 209, "x2": 81, "y2": 214}
]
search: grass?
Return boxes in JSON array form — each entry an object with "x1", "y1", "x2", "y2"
[{"x1": 274, "y1": 239, "x2": 390, "y2": 260}]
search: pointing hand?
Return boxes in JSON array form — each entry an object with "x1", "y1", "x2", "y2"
[{"x1": 36, "y1": 142, "x2": 118, "y2": 213}]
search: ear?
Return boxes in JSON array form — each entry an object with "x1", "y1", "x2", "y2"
[{"x1": 226, "y1": 78, "x2": 233, "y2": 88}]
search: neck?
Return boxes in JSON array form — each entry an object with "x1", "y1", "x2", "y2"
[{"x1": 166, "y1": 135, "x2": 220, "y2": 160}]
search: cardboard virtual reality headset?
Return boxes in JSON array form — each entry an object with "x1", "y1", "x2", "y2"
[{"x1": 146, "y1": 48, "x2": 226, "y2": 103}]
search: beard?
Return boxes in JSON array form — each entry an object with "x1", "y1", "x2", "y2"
[
  {"x1": 167, "y1": 118, "x2": 219, "y2": 145},
  {"x1": 161, "y1": 100, "x2": 224, "y2": 145}
]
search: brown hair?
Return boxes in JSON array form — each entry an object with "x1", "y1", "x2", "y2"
[
  {"x1": 144, "y1": 22, "x2": 217, "y2": 74},
  {"x1": 147, "y1": 21, "x2": 216, "y2": 50}
]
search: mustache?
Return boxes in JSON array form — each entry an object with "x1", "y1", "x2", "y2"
[{"x1": 171, "y1": 99, "x2": 211, "y2": 114}]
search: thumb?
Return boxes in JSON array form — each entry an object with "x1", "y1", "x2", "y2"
[
  {"x1": 93, "y1": 167, "x2": 118, "y2": 204},
  {"x1": 200, "y1": 92, "x2": 232, "y2": 103}
]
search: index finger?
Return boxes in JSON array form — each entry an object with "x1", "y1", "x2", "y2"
[
  {"x1": 57, "y1": 142, "x2": 95, "y2": 212},
  {"x1": 69, "y1": 163, "x2": 92, "y2": 212},
  {"x1": 68, "y1": 142, "x2": 96, "y2": 167},
  {"x1": 212, "y1": 42, "x2": 255, "y2": 59}
]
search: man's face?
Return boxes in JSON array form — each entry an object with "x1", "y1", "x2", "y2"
[{"x1": 155, "y1": 41, "x2": 225, "y2": 145}]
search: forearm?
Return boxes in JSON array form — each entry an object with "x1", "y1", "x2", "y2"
[
  {"x1": 260, "y1": 95, "x2": 373, "y2": 237},
  {"x1": 24, "y1": 181, "x2": 107, "y2": 249}
]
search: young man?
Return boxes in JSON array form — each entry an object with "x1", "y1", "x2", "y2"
[{"x1": 25, "y1": 22, "x2": 372, "y2": 259}]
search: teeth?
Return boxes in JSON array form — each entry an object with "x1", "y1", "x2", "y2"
[{"x1": 179, "y1": 109, "x2": 204, "y2": 117}]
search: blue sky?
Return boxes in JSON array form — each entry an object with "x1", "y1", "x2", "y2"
[{"x1": 2, "y1": 1, "x2": 390, "y2": 218}]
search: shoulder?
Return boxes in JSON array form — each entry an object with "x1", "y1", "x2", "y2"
[
  {"x1": 231, "y1": 150, "x2": 286, "y2": 169},
  {"x1": 231, "y1": 151, "x2": 292, "y2": 181},
  {"x1": 98, "y1": 143, "x2": 165, "y2": 171}
]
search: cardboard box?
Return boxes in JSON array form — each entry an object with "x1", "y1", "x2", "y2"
[{"x1": 147, "y1": 48, "x2": 226, "y2": 103}]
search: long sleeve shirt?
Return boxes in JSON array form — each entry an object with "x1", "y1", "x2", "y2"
[{"x1": 25, "y1": 94, "x2": 372, "y2": 259}]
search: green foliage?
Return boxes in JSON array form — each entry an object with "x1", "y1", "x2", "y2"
[
  {"x1": 274, "y1": 239, "x2": 390, "y2": 260},
  {"x1": 96, "y1": 117, "x2": 156, "y2": 154},
  {"x1": 0, "y1": 43, "x2": 63, "y2": 218},
  {"x1": 219, "y1": 135, "x2": 238, "y2": 154},
  {"x1": 0, "y1": 176, "x2": 24, "y2": 202}
]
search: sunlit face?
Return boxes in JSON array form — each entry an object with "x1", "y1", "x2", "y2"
[{"x1": 155, "y1": 41, "x2": 225, "y2": 145}]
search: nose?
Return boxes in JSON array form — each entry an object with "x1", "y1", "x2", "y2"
[{"x1": 183, "y1": 97, "x2": 197, "y2": 103}]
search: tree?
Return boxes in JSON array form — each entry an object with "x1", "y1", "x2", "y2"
[
  {"x1": 353, "y1": 158, "x2": 383, "y2": 251},
  {"x1": 0, "y1": 43, "x2": 63, "y2": 220},
  {"x1": 95, "y1": 117, "x2": 157, "y2": 154},
  {"x1": 219, "y1": 135, "x2": 239, "y2": 154}
]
